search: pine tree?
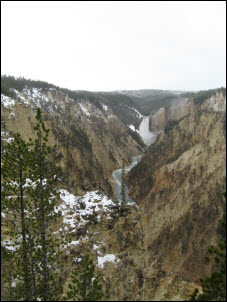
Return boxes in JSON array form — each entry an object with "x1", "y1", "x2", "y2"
[
  {"x1": 120, "y1": 160, "x2": 126, "y2": 205},
  {"x1": 65, "y1": 254, "x2": 105, "y2": 301},
  {"x1": 28, "y1": 108, "x2": 63, "y2": 301},
  {"x1": 1, "y1": 133, "x2": 34, "y2": 300},
  {"x1": 190, "y1": 192, "x2": 226, "y2": 301},
  {"x1": 1, "y1": 109, "x2": 64, "y2": 301}
]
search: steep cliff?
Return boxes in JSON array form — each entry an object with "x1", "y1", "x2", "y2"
[
  {"x1": 151, "y1": 97, "x2": 195, "y2": 132},
  {"x1": 150, "y1": 90, "x2": 226, "y2": 133},
  {"x1": 127, "y1": 92, "x2": 226, "y2": 282}
]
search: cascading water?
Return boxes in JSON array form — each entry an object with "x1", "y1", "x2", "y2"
[
  {"x1": 138, "y1": 116, "x2": 156, "y2": 146},
  {"x1": 112, "y1": 116, "x2": 157, "y2": 204}
]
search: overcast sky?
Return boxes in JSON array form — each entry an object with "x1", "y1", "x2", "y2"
[{"x1": 1, "y1": 1, "x2": 226, "y2": 91}]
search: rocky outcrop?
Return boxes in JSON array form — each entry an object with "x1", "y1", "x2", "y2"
[
  {"x1": 201, "y1": 91, "x2": 226, "y2": 112},
  {"x1": 151, "y1": 91, "x2": 226, "y2": 133},
  {"x1": 151, "y1": 107, "x2": 167, "y2": 132},
  {"x1": 111, "y1": 103, "x2": 143, "y2": 130},
  {"x1": 151, "y1": 98, "x2": 195, "y2": 132}
]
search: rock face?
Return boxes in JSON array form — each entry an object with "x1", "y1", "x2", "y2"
[
  {"x1": 91, "y1": 204, "x2": 198, "y2": 301},
  {"x1": 1, "y1": 87, "x2": 145, "y2": 196},
  {"x1": 151, "y1": 107, "x2": 167, "y2": 132},
  {"x1": 151, "y1": 98, "x2": 195, "y2": 132},
  {"x1": 127, "y1": 93, "x2": 226, "y2": 283},
  {"x1": 150, "y1": 91, "x2": 226, "y2": 133},
  {"x1": 201, "y1": 91, "x2": 226, "y2": 112},
  {"x1": 110, "y1": 103, "x2": 143, "y2": 130}
]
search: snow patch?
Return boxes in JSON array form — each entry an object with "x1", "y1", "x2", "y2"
[
  {"x1": 129, "y1": 124, "x2": 136, "y2": 131},
  {"x1": 131, "y1": 107, "x2": 143, "y2": 118},
  {"x1": 1, "y1": 131, "x2": 9, "y2": 136},
  {"x1": 97, "y1": 254, "x2": 117, "y2": 268},
  {"x1": 66, "y1": 236, "x2": 89, "y2": 248},
  {"x1": 5, "y1": 178, "x2": 48, "y2": 189},
  {"x1": 1, "y1": 130, "x2": 14, "y2": 143},
  {"x1": 1, "y1": 94, "x2": 16, "y2": 108},
  {"x1": 2, "y1": 240, "x2": 17, "y2": 251},
  {"x1": 129, "y1": 125, "x2": 139, "y2": 133},
  {"x1": 55, "y1": 189, "x2": 115, "y2": 231},
  {"x1": 1, "y1": 137, "x2": 14, "y2": 143},
  {"x1": 69, "y1": 239, "x2": 81, "y2": 246},
  {"x1": 23, "y1": 88, "x2": 52, "y2": 108},
  {"x1": 102, "y1": 104, "x2": 108, "y2": 111},
  {"x1": 93, "y1": 244, "x2": 99, "y2": 250},
  {"x1": 13, "y1": 89, "x2": 30, "y2": 105},
  {"x1": 79, "y1": 103, "x2": 90, "y2": 117}
]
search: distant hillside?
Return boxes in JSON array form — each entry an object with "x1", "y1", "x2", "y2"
[
  {"x1": 115, "y1": 89, "x2": 184, "y2": 97},
  {"x1": 94, "y1": 89, "x2": 186, "y2": 116},
  {"x1": 181, "y1": 87, "x2": 226, "y2": 105}
]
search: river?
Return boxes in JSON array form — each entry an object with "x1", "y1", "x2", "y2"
[
  {"x1": 112, "y1": 155, "x2": 142, "y2": 205},
  {"x1": 112, "y1": 116, "x2": 156, "y2": 205}
]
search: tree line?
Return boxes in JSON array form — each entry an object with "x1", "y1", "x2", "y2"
[
  {"x1": 1, "y1": 75, "x2": 104, "y2": 111},
  {"x1": 181, "y1": 87, "x2": 226, "y2": 106}
]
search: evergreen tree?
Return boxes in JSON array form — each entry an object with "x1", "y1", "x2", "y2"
[
  {"x1": 190, "y1": 192, "x2": 226, "y2": 301},
  {"x1": 1, "y1": 109, "x2": 63, "y2": 301},
  {"x1": 120, "y1": 160, "x2": 126, "y2": 205},
  {"x1": 28, "y1": 108, "x2": 63, "y2": 301},
  {"x1": 65, "y1": 254, "x2": 105, "y2": 301},
  {"x1": 1, "y1": 133, "x2": 34, "y2": 300}
]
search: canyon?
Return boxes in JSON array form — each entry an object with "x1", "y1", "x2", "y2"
[{"x1": 1, "y1": 77, "x2": 226, "y2": 301}]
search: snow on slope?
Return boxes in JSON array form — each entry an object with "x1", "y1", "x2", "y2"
[
  {"x1": 97, "y1": 254, "x2": 120, "y2": 268},
  {"x1": 131, "y1": 107, "x2": 143, "y2": 118},
  {"x1": 55, "y1": 189, "x2": 116, "y2": 231},
  {"x1": 128, "y1": 124, "x2": 139, "y2": 134},
  {"x1": 2, "y1": 185, "x2": 123, "y2": 267},
  {"x1": 1, "y1": 95, "x2": 16, "y2": 108},
  {"x1": 79, "y1": 103, "x2": 91, "y2": 117}
]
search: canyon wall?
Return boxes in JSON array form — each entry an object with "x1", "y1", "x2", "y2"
[
  {"x1": 151, "y1": 97, "x2": 195, "y2": 132},
  {"x1": 1, "y1": 87, "x2": 145, "y2": 197},
  {"x1": 128, "y1": 93, "x2": 226, "y2": 283}
]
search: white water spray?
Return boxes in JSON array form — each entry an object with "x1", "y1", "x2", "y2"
[{"x1": 139, "y1": 116, "x2": 156, "y2": 146}]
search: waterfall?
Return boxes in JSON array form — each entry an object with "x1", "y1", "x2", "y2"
[
  {"x1": 112, "y1": 116, "x2": 156, "y2": 204},
  {"x1": 139, "y1": 116, "x2": 156, "y2": 146}
]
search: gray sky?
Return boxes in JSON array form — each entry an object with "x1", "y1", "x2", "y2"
[{"x1": 1, "y1": 1, "x2": 226, "y2": 91}]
